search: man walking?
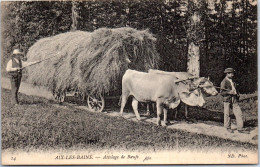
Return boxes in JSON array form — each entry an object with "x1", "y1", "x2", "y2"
[
  {"x1": 220, "y1": 68, "x2": 249, "y2": 134},
  {"x1": 6, "y1": 49, "x2": 36, "y2": 105}
]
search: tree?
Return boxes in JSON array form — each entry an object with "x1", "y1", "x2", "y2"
[
  {"x1": 71, "y1": 1, "x2": 80, "y2": 31},
  {"x1": 186, "y1": 0, "x2": 205, "y2": 77}
]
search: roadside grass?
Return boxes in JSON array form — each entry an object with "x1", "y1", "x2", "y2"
[{"x1": 1, "y1": 88, "x2": 257, "y2": 152}]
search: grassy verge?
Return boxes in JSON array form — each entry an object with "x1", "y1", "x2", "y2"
[{"x1": 1, "y1": 88, "x2": 257, "y2": 152}]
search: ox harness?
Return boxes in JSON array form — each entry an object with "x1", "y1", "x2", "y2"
[{"x1": 175, "y1": 77, "x2": 225, "y2": 94}]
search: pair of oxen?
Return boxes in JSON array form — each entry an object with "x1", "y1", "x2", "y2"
[{"x1": 120, "y1": 69, "x2": 218, "y2": 126}]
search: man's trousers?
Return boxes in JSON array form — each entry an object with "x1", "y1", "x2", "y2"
[
  {"x1": 224, "y1": 98, "x2": 243, "y2": 130},
  {"x1": 10, "y1": 75, "x2": 22, "y2": 105}
]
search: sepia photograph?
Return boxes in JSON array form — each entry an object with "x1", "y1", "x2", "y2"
[{"x1": 1, "y1": 0, "x2": 258, "y2": 165}]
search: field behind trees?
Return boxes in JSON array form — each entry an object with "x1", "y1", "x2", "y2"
[{"x1": 1, "y1": 0, "x2": 257, "y2": 93}]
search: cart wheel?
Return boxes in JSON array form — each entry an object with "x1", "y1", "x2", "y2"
[
  {"x1": 87, "y1": 94, "x2": 105, "y2": 112},
  {"x1": 53, "y1": 91, "x2": 66, "y2": 103}
]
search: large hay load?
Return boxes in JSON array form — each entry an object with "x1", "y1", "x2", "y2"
[{"x1": 26, "y1": 27, "x2": 159, "y2": 110}]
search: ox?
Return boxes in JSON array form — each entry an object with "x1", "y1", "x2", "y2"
[
  {"x1": 148, "y1": 69, "x2": 218, "y2": 119},
  {"x1": 120, "y1": 69, "x2": 181, "y2": 126},
  {"x1": 120, "y1": 69, "x2": 205, "y2": 126}
]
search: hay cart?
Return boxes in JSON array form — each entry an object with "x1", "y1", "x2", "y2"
[
  {"x1": 52, "y1": 89, "x2": 119, "y2": 112},
  {"x1": 26, "y1": 27, "x2": 159, "y2": 112}
]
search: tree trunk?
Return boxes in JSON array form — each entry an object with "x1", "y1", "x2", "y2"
[
  {"x1": 71, "y1": 2, "x2": 79, "y2": 31},
  {"x1": 187, "y1": 41, "x2": 200, "y2": 76},
  {"x1": 187, "y1": 9, "x2": 202, "y2": 77}
]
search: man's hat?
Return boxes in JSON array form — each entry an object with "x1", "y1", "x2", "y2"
[
  {"x1": 12, "y1": 49, "x2": 23, "y2": 55},
  {"x1": 224, "y1": 68, "x2": 235, "y2": 73}
]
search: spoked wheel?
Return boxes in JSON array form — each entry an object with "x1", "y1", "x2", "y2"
[
  {"x1": 53, "y1": 90, "x2": 66, "y2": 103},
  {"x1": 87, "y1": 94, "x2": 105, "y2": 112}
]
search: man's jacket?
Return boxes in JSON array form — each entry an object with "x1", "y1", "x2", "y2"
[
  {"x1": 7, "y1": 58, "x2": 22, "y2": 77},
  {"x1": 220, "y1": 77, "x2": 240, "y2": 103}
]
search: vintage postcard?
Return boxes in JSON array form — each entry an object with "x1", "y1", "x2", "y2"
[{"x1": 1, "y1": 0, "x2": 258, "y2": 165}]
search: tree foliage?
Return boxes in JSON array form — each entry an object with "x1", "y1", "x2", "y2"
[{"x1": 1, "y1": 0, "x2": 257, "y2": 93}]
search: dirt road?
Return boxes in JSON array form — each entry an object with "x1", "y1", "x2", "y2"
[{"x1": 1, "y1": 77, "x2": 258, "y2": 144}]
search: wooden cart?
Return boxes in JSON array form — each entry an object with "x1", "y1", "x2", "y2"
[{"x1": 52, "y1": 89, "x2": 120, "y2": 112}]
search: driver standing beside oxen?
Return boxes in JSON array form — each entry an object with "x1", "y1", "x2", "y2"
[
  {"x1": 6, "y1": 49, "x2": 37, "y2": 106},
  {"x1": 220, "y1": 68, "x2": 249, "y2": 134}
]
